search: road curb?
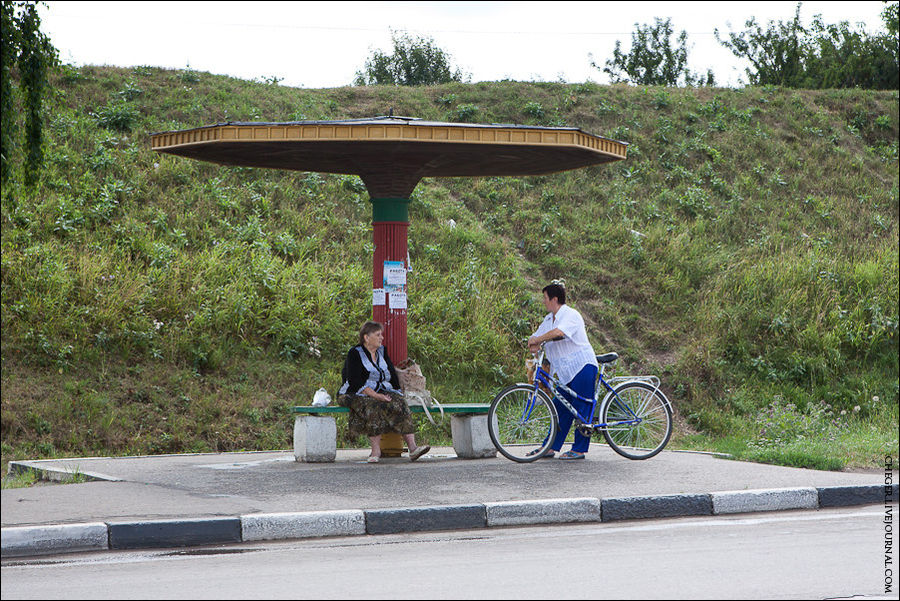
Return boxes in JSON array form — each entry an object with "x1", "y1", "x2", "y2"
[
  {"x1": 241, "y1": 510, "x2": 366, "y2": 541},
  {"x1": 1, "y1": 522, "x2": 109, "y2": 558},
  {"x1": 601, "y1": 493, "x2": 712, "y2": 521},
  {"x1": 365, "y1": 504, "x2": 486, "y2": 535},
  {"x1": 817, "y1": 483, "x2": 897, "y2": 507},
  {"x1": 485, "y1": 497, "x2": 601, "y2": 526},
  {"x1": 2, "y1": 485, "x2": 896, "y2": 558},
  {"x1": 8, "y1": 460, "x2": 121, "y2": 483},
  {"x1": 107, "y1": 518, "x2": 242, "y2": 550},
  {"x1": 711, "y1": 487, "x2": 819, "y2": 515}
]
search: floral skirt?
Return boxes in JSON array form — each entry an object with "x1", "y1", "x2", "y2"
[{"x1": 338, "y1": 391, "x2": 415, "y2": 438}]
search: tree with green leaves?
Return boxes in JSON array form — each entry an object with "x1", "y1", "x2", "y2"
[
  {"x1": 596, "y1": 17, "x2": 714, "y2": 87},
  {"x1": 806, "y1": 12, "x2": 898, "y2": 89},
  {"x1": 715, "y1": 4, "x2": 807, "y2": 87},
  {"x1": 885, "y1": 0, "x2": 899, "y2": 40},
  {"x1": 1, "y1": 0, "x2": 57, "y2": 189},
  {"x1": 716, "y1": 1, "x2": 898, "y2": 89},
  {"x1": 354, "y1": 31, "x2": 467, "y2": 86}
]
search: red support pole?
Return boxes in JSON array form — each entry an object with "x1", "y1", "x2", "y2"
[
  {"x1": 370, "y1": 198, "x2": 410, "y2": 366},
  {"x1": 371, "y1": 199, "x2": 411, "y2": 457}
]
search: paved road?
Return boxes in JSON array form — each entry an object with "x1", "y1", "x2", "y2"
[{"x1": 2, "y1": 506, "x2": 894, "y2": 599}]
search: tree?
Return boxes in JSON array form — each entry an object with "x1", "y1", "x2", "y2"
[
  {"x1": 884, "y1": 0, "x2": 899, "y2": 40},
  {"x1": 596, "y1": 17, "x2": 714, "y2": 86},
  {"x1": 1, "y1": 0, "x2": 57, "y2": 189},
  {"x1": 354, "y1": 31, "x2": 467, "y2": 86},
  {"x1": 715, "y1": 4, "x2": 807, "y2": 87},
  {"x1": 806, "y1": 14, "x2": 898, "y2": 89},
  {"x1": 716, "y1": 2, "x2": 898, "y2": 89}
]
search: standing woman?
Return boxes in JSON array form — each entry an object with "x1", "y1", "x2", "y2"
[
  {"x1": 527, "y1": 283, "x2": 598, "y2": 460},
  {"x1": 338, "y1": 321, "x2": 430, "y2": 463}
]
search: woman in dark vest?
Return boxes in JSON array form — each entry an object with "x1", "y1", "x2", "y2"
[{"x1": 338, "y1": 321, "x2": 430, "y2": 463}]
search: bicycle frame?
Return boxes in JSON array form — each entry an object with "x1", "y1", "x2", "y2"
[{"x1": 528, "y1": 350, "x2": 661, "y2": 432}]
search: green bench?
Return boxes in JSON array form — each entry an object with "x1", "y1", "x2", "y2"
[{"x1": 291, "y1": 403, "x2": 494, "y2": 462}]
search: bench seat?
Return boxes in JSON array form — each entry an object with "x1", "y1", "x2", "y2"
[
  {"x1": 291, "y1": 404, "x2": 490, "y2": 415},
  {"x1": 291, "y1": 403, "x2": 494, "y2": 462}
]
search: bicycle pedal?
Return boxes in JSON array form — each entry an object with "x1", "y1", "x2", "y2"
[{"x1": 576, "y1": 425, "x2": 595, "y2": 437}]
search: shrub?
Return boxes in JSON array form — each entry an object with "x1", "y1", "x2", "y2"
[
  {"x1": 452, "y1": 103, "x2": 478, "y2": 122},
  {"x1": 93, "y1": 102, "x2": 139, "y2": 132},
  {"x1": 523, "y1": 101, "x2": 544, "y2": 119}
]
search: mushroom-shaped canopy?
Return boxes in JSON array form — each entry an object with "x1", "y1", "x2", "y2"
[{"x1": 151, "y1": 116, "x2": 627, "y2": 197}]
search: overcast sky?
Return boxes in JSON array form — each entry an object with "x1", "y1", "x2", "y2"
[{"x1": 39, "y1": 1, "x2": 891, "y2": 88}]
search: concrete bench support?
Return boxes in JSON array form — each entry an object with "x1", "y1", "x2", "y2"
[
  {"x1": 291, "y1": 404, "x2": 492, "y2": 462},
  {"x1": 294, "y1": 415, "x2": 337, "y2": 462},
  {"x1": 450, "y1": 414, "x2": 496, "y2": 459}
]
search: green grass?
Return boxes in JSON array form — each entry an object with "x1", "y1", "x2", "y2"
[
  {"x1": 1, "y1": 66, "x2": 897, "y2": 472},
  {"x1": 1, "y1": 465, "x2": 91, "y2": 488},
  {"x1": 1, "y1": 468, "x2": 40, "y2": 489},
  {"x1": 680, "y1": 377, "x2": 900, "y2": 466}
]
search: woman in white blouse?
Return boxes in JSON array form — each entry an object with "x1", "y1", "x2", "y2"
[{"x1": 527, "y1": 283, "x2": 599, "y2": 460}]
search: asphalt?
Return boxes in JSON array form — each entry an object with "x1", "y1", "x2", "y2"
[{"x1": 2, "y1": 444, "x2": 897, "y2": 558}]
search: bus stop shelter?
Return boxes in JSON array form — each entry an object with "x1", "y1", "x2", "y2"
[
  {"x1": 151, "y1": 115, "x2": 626, "y2": 362},
  {"x1": 151, "y1": 115, "x2": 626, "y2": 452}
]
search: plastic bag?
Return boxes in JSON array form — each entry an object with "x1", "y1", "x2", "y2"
[{"x1": 312, "y1": 388, "x2": 332, "y2": 407}]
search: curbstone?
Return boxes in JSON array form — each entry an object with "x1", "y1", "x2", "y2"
[
  {"x1": 818, "y1": 484, "x2": 898, "y2": 507},
  {"x1": 485, "y1": 497, "x2": 601, "y2": 527},
  {"x1": 1, "y1": 522, "x2": 109, "y2": 557},
  {"x1": 601, "y1": 493, "x2": 712, "y2": 521},
  {"x1": 5, "y1": 483, "x2": 894, "y2": 558},
  {"x1": 241, "y1": 510, "x2": 366, "y2": 541},
  {"x1": 365, "y1": 504, "x2": 486, "y2": 535},
  {"x1": 107, "y1": 517, "x2": 242, "y2": 550},
  {"x1": 711, "y1": 487, "x2": 818, "y2": 515},
  {"x1": 7, "y1": 461, "x2": 121, "y2": 483}
]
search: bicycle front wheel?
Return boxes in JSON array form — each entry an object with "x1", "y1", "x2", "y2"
[
  {"x1": 488, "y1": 384, "x2": 558, "y2": 463},
  {"x1": 600, "y1": 381, "x2": 672, "y2": 460}
]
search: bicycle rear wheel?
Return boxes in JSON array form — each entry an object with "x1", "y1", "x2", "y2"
[
  {"x1": 600, "y1": 381, "x2": 672, "y2": 460},
  {"x1": 488, "y1": 384, "x2": 558, "y2": 463}
]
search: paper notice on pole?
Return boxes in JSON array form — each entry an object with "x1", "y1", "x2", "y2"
[
  {"x1": 383, "y1": 261, "x2": 406, "y2": 289},
  {"x1": 373, "y1": 288, "x2": 385, "y2": 306},
  {"x1": 388, "y1": 291, "x2": 407, "y2": 310}
]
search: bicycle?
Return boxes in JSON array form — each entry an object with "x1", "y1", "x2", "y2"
[{"x1": 488, "y1": 346, "x2": 673, "y2": 462}]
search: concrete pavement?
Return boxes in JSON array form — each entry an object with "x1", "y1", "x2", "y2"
[{"x1": 2, "y1": 444, "x2": 896, "y2": 557}]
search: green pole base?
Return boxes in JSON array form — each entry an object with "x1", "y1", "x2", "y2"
[{"x1": 370, "y1": 197, "x2": 410, "y2": 222}]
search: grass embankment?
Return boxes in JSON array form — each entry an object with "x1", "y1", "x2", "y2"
[{"x1": 1, "y1": 66, "x2": 897, "y2": 475}]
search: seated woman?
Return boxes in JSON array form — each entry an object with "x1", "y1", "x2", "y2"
[{"x1": 337, "y1": 320, "x2": 430, "y2": 463}]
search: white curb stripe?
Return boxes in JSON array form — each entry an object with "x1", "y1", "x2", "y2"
[
  {"x1": 1, "y1": 522, "x2": 108, "y2": 557},
  {"x1": 241, "y1": 510, "x2": 366, "y2": 541},
  {"x1": 485, "y1": 497, "x2": 601, "y2": 526},
  {"x1": 711, "y1": 487, "x2": 819, "y2": 514}
]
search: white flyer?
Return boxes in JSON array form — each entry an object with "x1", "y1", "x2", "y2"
[
  {"x1": 388, "y1": 291, "x2": 407, "y2": 310},
  {"x1": 372, "y1": 288, "x2": 385, "y2": 306}
]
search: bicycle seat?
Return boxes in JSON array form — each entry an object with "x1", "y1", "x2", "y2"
[{"x1": 596, "y1": 352, "x2": 619, "y2": 364}]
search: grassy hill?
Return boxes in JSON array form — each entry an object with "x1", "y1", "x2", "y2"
[{"x1": 1, "y1": 65, "x2": 897, "y2": 471}]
